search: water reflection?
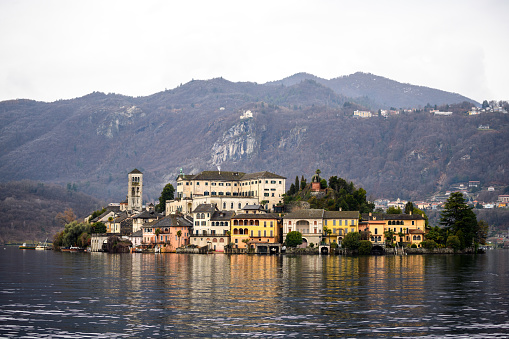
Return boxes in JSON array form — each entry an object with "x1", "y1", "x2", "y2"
[{"x1": 1, "y1": 248, "x2": 509, "y2": 337}]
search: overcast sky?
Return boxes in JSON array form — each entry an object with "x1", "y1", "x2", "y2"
[{"x1": 1, "y1": 0, "x2": 507, "y2": 103}]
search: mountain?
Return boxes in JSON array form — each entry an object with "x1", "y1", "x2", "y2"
[
  {"x1": 0, "y1": 180, "x2": 104, "y2": 243},
  {"x1": 267, "y1": 72, "x2": 478, "y2": 109},
  {"x1": 0, "y1": 72, "x2": 504, "y2": 209}
]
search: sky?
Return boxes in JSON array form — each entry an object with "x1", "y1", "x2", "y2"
[{"x1": 1, "y1": 0, "x2": 507, "y2": 103}]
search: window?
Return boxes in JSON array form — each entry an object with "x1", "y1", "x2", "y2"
[
  {"x1": 264, "y1": 221, "x2": 267, "y2": 227},
  {"x1": 204, "y1": 191, "x2": 209, "y2": 196},
  {"x1": 231, "y1": 203, "x2": 234, "y2": 209},
  {"x1": 223, "y1": 202, "x2": 226, "y2": 209},
  {"x1": 264, "y1": 230, "x2": 266, "y2": 237},
  {"x1": 333, "y1": 229, "x2": 336, "y2": 234},
  {"x1": 264, "y1": 193, "x2": 269, "y2": 197},
  {"x1": 339, "y1": 220, "x2": 342, "y2": 226},
  {"x1": 205, "y1": 182, "x2": 208, "y2": 185},
  {"x1": 238, "y1": 203, "x2": 241, "y2": 209},
  {"x1": 251, "y1": 230, "x2": 253, "y2": 237},
  {"x1": 271, "y1": 193, "x2": 275, "y2": 197},
  {"x1": 279, "y1": 181, "x2": 282, "y2": 184},
  {"x1": 288, "y1": 227, "x2": 292, "y2": 232},
  {"x1": 314, "y1": 221, "x2": 317, "y2": 225},
  {"x1": 270, "y1": 221, "x2": 273, "y2": 227},
  {"x1": 271, "y1": 180, "x2": 276, "y2": 184},
  {"x1": 333, "y1": 220, "x2": 336, "y2": 226},
  {"x1": 375, "y1": 228, "x2": 378, "y2": 235},
  {"x1": 258, "y1": 230, "x2": 261, "y2": 237},
  {"x1": 212, "y1": 183, "x2": 216, "y2": 186},
  {"x1": 412, "y1": 221, "x2": 415, "y2": 225},
  {"x1": 219, "y1": 183, "x2": 224, "y2": 186},
  {"x1": 196, "y1": 182, "x2": 200, "y2": 185}
]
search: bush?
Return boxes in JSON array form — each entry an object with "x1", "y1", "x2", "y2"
[
  {"x1": 309, "y1": 243, "x2": 314, "y2": 248},
  {"x1": 358, "y1": 240, "x2": 372, "y2": 254},
  {"x1": 342, "y1": 232, "x2": 361, "y2": 250},
  {"x1": 330, "y1": 242, "x2": 338, "y2": 249},
  {"x1": 286, "y1": 231, "x2": 303, "y2": 247},
  {"x1": 446, "y1": 235, "x2": 461, "y2": 250},
  {"x1": 411, "y1": 244, "x2": 417, "y2": 248},
  {"x1": 421, "y1": 240, "x2": 438, "y2": 249}
]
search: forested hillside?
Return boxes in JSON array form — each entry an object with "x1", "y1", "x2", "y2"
[{"x1": 0, "y1": 73, "x2": 505, "y2": 206}]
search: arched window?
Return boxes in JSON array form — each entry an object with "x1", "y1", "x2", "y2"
[
  {"x1": 238, "y1": 203, "x2": 242, "y2": 209},
  {"x1": 239, "y1": 229, "x2": 243, "y2": 235},
  {"x1": 244, "y1": 228, "x2": 248, "y2": 234},
  {"x1": 220, "y1": 222, "x2": 224, "y2": 226},
  {"x1": 239, "y1": 220, "x2": 244, "y2": 226},
  {"x1": 234, "y1": 220, "x2": 239, "y2": 226},
  {"x1": 250, "y1": 220, "x2": 254, "y2": 226},
  {"x1": 244, "y1": 220, "x2": 248, "y2": 226},
  {"x1": 413, "y1": 235, "x2": 416, "y2": 240},
  {"x1": 223, "y1": 202, "x2": 226, "y2": 209},
  {"x1": 417, "y1": 235, "x2": 421, "y2": 240},
  {"x1": 219, "y1": 238, "x2": 224, "y2": 243},
  {"x1": 213, "y1": 238, "x2": 218, "y2": 242},
  {"x1": 233, "y1": 228, "x2": 238, "y2": 234}
]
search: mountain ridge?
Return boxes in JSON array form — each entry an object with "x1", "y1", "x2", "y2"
[{"x1": 1, "y1": 72, "x2": 502, "y2": 206}]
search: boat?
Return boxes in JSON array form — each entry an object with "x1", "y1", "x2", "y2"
[
  {"x1": 61, "y1": 246, "x2": 84, "y2": 252},
  {"x1": 35, "y1": 239, "x2": 51, "y2": 250},
  {"x1": 19, "y1": 243, "x2": 36, "y2": 250}
]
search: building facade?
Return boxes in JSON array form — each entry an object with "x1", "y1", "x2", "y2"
[{"x1": 173, "y1": 170, "x2": 286, "y2": 212}]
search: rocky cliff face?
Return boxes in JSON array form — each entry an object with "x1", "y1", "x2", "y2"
[{"x1": 210, "y1": 118, "x2": 258, "y2": 167}]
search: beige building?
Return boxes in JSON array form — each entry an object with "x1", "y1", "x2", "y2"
[
  {"x1": 282, "y1": 209, "x2": 325, "y2": 247},
  {"x1": 166, "y1": 196, "x2": 258, "y2": 215},
  {"x1": 190, "y1": 203, "x2": 234, "y2": 252},
  {"x1": 172, "y1": 170, "x2": 286, "y2": 213}
]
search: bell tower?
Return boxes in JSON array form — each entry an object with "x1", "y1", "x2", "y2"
[{"x1": 128, "y1": 169, "x2": 143, "y2": 212}]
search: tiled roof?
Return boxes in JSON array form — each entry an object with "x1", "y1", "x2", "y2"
[
  {"x1": 361, "y1": 213, "x2": 425, "y2": 221},
  {"x1": 242, "y1": 204, "x2": 264, "y2": 211},
  {"x1": 177, "y1": 170, "x2": 285, "y2": 182},
  {"x1": 192, "y1": 203, "x2": 217, "y2": 214},
  {"x1": 283, "y1": 209, "x2": 324, "y2": 219},
  {"x1": 191, "y1": 171, "x2": 245, "y2": 181},
  {"x1": 131, "y1": 230, "x2": 143, "y2": 237},
  {"x1": 232, "y1": 213, "x2": 280, "y2": 220},
  {"x1": 409, "y1": 229, "x2": 425, "y2": 234},
  {"x1": 323, "y1": 211, "x2": 359, "y2": 219},
  {"x1": 132, "y1": 210, "x2": 163, "y2": 219},
  {"x1": 241, "y1": 171, "x2": 286, "y2": 180},
  {"x1": 129, "y1": 168, "x2": 142, "y2": 174},
  {"x1": 211, "y1": 210, "x2": 236, "y2": 221},
  {"x1": 149, "y1": 215, "x2": 193, "y2": 228}
]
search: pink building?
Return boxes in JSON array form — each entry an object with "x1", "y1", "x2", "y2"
[{"x1": 142, "y1": 215, "x2": 193, "y2": 252}]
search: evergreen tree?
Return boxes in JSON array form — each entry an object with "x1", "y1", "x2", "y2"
[
  {"x1": 440, "y1": 192, "x2": 478, "y2": 249},
  {"x1": 156, "y1": 183, "x2": 175, "y2": 213},
  {"x1": 300, "y1": 176, "x2": 306, "y2": 190},
  {"x1": 295, "y1": 176, "x2": 300, "y2": 191}
]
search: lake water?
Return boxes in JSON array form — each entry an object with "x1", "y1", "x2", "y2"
[{"x1": 1, "y1": 247, "x2": 509, "y2": 338}]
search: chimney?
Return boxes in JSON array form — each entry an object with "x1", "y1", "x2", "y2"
[
  {"x1": 409, "y1": 210, "x2": 412, "y2": 215},
  {"x1": 369, "y1": 212, "x2": 372, "y2": 217}
]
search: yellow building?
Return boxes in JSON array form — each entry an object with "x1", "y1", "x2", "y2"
[
  {"x1": 360, "y1": 212, "x2": 426, "y2": 247},
  {"x1": 323, "y1": 211, "x2": 359, "y2": 244},
  {"x1": 231, "y1": 213, "x2": 281, "y2": 252}
]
